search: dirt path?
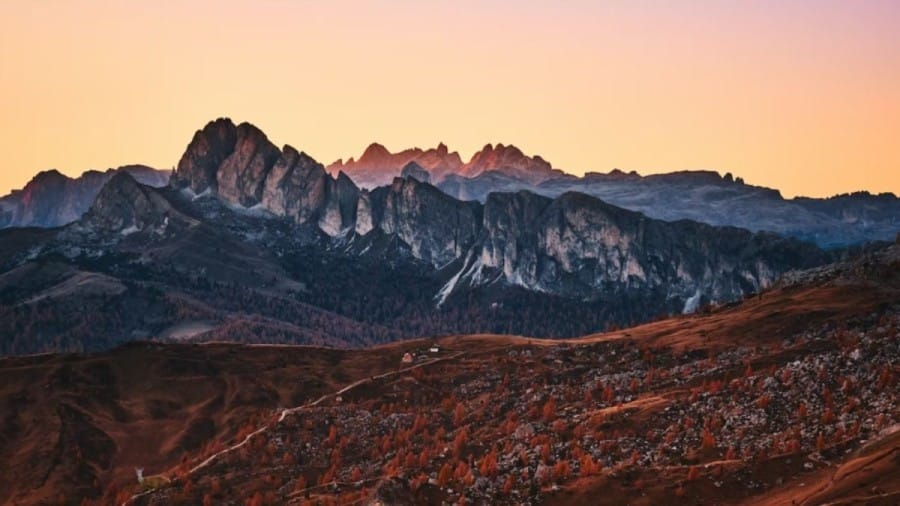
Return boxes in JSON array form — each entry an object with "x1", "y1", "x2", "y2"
[{"x1": 121, "y1": 352, "x2": 464, "y2": 506}]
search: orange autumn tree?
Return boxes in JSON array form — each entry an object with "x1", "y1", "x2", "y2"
[
  {"x1": 542, "y1": 397, "x2": 557, "y2": 422},
  {"x1": 437, "y1": 463, "x2": 453, "y2": 487},
  {"x1": 479, "y1": 448, "x2": 499, "y2": 478},
  {"x1": 700, "y1": 428, "x2": 716, "y2": 451}
]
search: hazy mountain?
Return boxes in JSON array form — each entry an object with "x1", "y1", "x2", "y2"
[
  {"x1": 0, "y1": 165, "x2": 169, "y2": 229},
  {"x1": 458, "y1": 142, "x2": 564, "y2": 183},
  {"x1": 326, "y1": 142, "x2": 463, "y2": 188},
  {"x1": 437, "y1": 169, "x2": 900, "y2": 248},
  {"x1": 321, "y1": 138, "x2": 900, "y2": 249}
]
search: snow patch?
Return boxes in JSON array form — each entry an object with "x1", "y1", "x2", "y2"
[
  {"x1": 682, "y1": 290, "x2": 703, "y2": 314},
  {"x1": 435, "y1": 253, "x2": 477, "y2": 307},
  {"x1": 120, "y1": 224, "x2": 141, "y2": 236},
  {"x1": 181, "y1": 187, "x2": 212, "y2": 201}
]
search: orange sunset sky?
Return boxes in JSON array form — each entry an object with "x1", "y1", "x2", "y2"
[{"x1": 1, "y1": 0, "x2": 898, "y2": 198}]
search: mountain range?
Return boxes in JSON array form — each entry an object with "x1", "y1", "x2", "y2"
[
  {"x1": 5, "y1": 128, "x2": 897, "y2": 249},
  {"x1": 330, "y1": 140, "x2": 899, "y2": 249},
  {"x1": 0, "y1": 118, "x2": 863, "y2": 355},
  {"x1": 2, "y1": 117, "x2": 898, "y2": 505}
]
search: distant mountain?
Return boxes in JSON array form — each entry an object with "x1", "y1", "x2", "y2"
[
  {"x1": 324, "y1": 141, "x2": 898, "y2": 249},
  {"x1": 458, "y1": 142, "x2": 564, "y2": 183},
  {"x1": 7, "y1": 132, "x2": 895, "y2": 249},
  {"x1": 437, "y1": 169, "x2": 900, "y2": 248},
  {"x1": 0, "y1": 165, "x2": 169, "y2": 229},
  {"x1": 325, "y1": 140, "x2": 563, "y2": 189},
  {"x1": 326, "y1": 142, "x2": 463, "y2": 188},
  {"x1": 0, "y1": 118, "x2": 832, "y2": 355}
]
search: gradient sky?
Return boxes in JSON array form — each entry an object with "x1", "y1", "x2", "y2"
[{"x1": 1, "y1": 1, "x2": 898, "y2": 198}]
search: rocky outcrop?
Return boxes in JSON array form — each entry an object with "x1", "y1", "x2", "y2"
[
  {"x1": 215, "y1": 123, "x2": 281, "y2": 207},
  {"x1": 362, "y1": 178, "x2": 481, "y2": 265},
  {"x1": 441, "y1": 169, "x2": 900, "y2": 248},
  {"x1": 465, "y1": 191, "x2": 827, "y2": 306},
  {"x1": 318, "y1": 172, "x2": 359, "y2": 236},
  {"x1": 261, "y1": 145, "x2": 330, "y2": 224},
  {"x1": 174, "y1": 119, "x2": 360, "y2": 235},
  {"x1": 0, "y1": 166, "x2": 169, "y2": 229},
  {"x1": 172, "y1": 118, "x2": 238, "y2": 195}
]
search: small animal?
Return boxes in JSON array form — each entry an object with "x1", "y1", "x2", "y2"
[{"x1": 135, "y1": 468, "x2": 172, "y2": 490}]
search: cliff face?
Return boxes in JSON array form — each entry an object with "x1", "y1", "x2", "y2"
[
  {"x1": 438, "y1": 170, "x2": 900, "y2": 249},
  {"x1": 173, "y1": 118, "x2": 360, "y2": 234},
  {"x1": 361, "y1": 178, "x2": 481, "y2": 265},
  {"x1": 457, "y1": 190, "x2": 824, "y2": 307}
]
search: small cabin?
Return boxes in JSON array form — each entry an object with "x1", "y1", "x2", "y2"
[
  {"x1": 429, "y1": 346, "x2": 440, "y2": 353},
  {"x1": 401, "y1": 352, "x2": 414, "y2": 364}
]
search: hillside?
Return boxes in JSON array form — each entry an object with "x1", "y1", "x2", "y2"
[{"x1": 0, "y1": 245, "x2": 896, "y2": 505}]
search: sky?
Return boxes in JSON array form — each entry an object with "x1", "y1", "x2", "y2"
[{"x1": 1, "y1": 0, "x2": 898, "y2": 198}]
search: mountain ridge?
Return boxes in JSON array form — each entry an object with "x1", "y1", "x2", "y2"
[
  {"x1": 0, "y1": 165, "x2": 169, "y2": 229},
  {"x1": 3, "y1": 119, "x2": 897, "y2": 249}
]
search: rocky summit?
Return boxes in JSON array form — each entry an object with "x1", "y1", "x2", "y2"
[{"x1": 437, "y1": 170, "x2": 900, "y2": 249}]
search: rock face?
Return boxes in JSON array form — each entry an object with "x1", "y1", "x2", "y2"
[
  {"x1": 466, "y1": 191, "x2": 825, "y2": 306},
  {"x1": 174, "y1": 118, "x2": 360, "y2": 234},
  {"x1": 438, "y1": 170, "x2": 900, "y2": 249},
  {"x1": 363, "y1": 178, "x2": 481, "y2": 265},
  {"x1": 261, "y1": 145, "x2": 330, "y2": 223},
  {"x1": 215, "y1": 123, "x2": 281, "y2": 207},
  {"x1": 0, "y1": 166, "x2": 169, "y2": 229},
  {"x1": 172, "y1": 117, "x2": 238, "y2": 195}
]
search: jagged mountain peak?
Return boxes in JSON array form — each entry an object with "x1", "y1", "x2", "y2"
[
  {"x1": 460, "y1": 142, "x2": 558, "y2": 184},
  {"x1": 28, "y1": 169, "x2": 69, "y2": 184},
  {"x1": 325, "y1": 141, "x2": 463, "y2": 189},
  {"x1": 359, "y1": 142, "x2": 392, "y2": 162}
]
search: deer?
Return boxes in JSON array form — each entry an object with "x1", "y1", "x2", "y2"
[{"x1": 135, "y1": 468, "x2": 171, "y2": 490}]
